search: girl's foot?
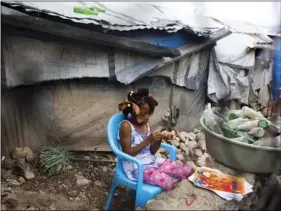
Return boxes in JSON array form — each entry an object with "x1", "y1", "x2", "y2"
[{"x1": 188, "y1": 168, "x2": 195, "y2": 177}]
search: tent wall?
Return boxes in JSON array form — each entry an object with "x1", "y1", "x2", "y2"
[
  {"x1": 1, "y1": 33, "x2": 209, "y2": 156},
  {"x1": 1, "y1": 77, "x2": 206, "y2": 156},
  {"x1": 2, "y1": 33, "x2": 213, "y2": 90}
]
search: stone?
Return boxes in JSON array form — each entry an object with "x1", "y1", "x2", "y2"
[
  {"x1": 15, "y1": 157, "x2": 27, "y2": 170},
  {"x1": 76, "y1": 176, "x2": 91, "y2": 186},
  {"x1": 194, "y1": 149, "x2": 203, "y2": 157},
  {"x1": 196, "y1": 153, "x2": 211, "y2": 167},
  {"x1": 188, "y1": 148, "x2": 196, "y2": 159},
  {"x1": 193, "y1": 128, "x2": 200, "y2": 134},
  {"x1": 196, "y1": 132, "x2": 205, "y2": 141},
  {"x1": 1, "y1": 169, "x2": 13, "y2": 181},
  {"x1": 186, "y1": 141, "x2": 198, "y2": 149},
  {"x1": 11, "y1": 147, "x2": 26, "y2": 159},
  {"x1": 2, "y1": 157, "x2": 15, "y2": 170},
  {"x1": 94, "y1": 181, "x2": 102, "y2": 187},
  {"x1": 176, "y1": 154, "x2": 184, "y2": 161},
  {"x1": 1, "y1": 187, "x2": 13, "y2": 198},
  {"x1": 184, "y1": 149, "x2": 189, "y2": 157},
  {"x1": 24, "y1": 147, "x2": 35, "y2": 162},
  {"x1": 164, "y1": 111, "x2": 171, "y2": 118},
  {"x1": 179, "y1": 143, "x2": 187, "y2": 151},
  {"x1": 198, "y1": 139, "x2": 207, "y2": 151},
  {"x1": 7, "y1": 179, "x2": 21, "y2": 186},
  {"x1": 26, "y1": 206, "x2": 37, "y2": 210},
  {"x1": 49, "y1": 204, "x2": 56, "y2": 210},
  {"x1": 24, "y1": 168, "x2": 35, "y2": 180},
  {"x1": 18, "y1": 176, "x2": 26, "y2": 184},
  {"x1": 61, "y1": 184, "x2": 67, "y2": 188},
  {"x1": 102, "y1": 166, "x2": 108, "y2": 172},
  {"x1": 66, "y1": 165, "x2": 73, "y2": 170},
  {"x1": 177, "y1": 132, "x2": 187, "y2": 142},
  {"x1": 171, "y1": 139, "x2": 179, "y2": 147},
  {"x1": 186, "y1": 132, "x2": 196, "y2": 141},
  {"x1": 67, "y1": 190, "x2": 78, "y2": 197}
]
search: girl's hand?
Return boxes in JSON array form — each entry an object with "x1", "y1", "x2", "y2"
[
  {"x1": 148, "y1": 132, "x2": 162, "y2": 144},
  {"x1": 160, "y1": 131, "x2": 174, "y2": 141}
]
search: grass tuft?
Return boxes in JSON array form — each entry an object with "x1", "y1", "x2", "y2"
[{"x1": 40, "y1": 146, "x2": 72, "y2": 176}]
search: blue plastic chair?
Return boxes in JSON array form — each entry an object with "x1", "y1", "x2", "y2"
[{"x1": 104, "y1": 113, "x2": 177, "y2": 210}]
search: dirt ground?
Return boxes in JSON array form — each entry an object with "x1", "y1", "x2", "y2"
[
  {"x1": 0, "y1": 152, "x2": 272, "y2": 211},
  {"x1": 1, "y1": 153, "x2": 134, "y2": 210},
  {"x1": 143, "y1": 162, "x2": 259, "y2": 210}
]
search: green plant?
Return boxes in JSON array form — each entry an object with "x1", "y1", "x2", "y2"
[{"x1": 40, "y1": 146, "x2": 72, "y2": 176}]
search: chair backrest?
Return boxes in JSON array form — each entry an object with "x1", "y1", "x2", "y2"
[{"x1": 107, "y1": 113, "x2": 125, "y2": 155}]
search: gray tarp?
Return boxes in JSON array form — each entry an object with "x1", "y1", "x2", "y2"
[
  {"x1": 2, "y1": 35, "x2": 210, "y2": 91},
  {"x1": 207, "y1": 33, "x2": 273, "y2": 104},
  {"x1": 2, "y1": 34, "x2": 209, "y2": 134}
]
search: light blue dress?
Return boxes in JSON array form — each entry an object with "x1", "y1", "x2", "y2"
[{"x1": 117, "y1": 120, "x2": 165, "y2": 180}]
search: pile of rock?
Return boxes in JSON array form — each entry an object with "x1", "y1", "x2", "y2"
[
  {"x1": 157, "y1": 129, "x2": 212, "y2": 168},
  {"x1": 1, "y1": 147, "x2": 36, "y2": 186}
]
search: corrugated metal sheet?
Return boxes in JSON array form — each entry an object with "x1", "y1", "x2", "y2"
[
  {"x1": 210, "y1": 17, "x2": 273, "y2": 44},
  {"x1": 1, "y1": 5, "x2": 183, "y2": 58},
  {"x1": 2, "y1": 1, "x2": 226, "y2": 36}
]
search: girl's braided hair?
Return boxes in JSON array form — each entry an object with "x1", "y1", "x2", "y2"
[{"x1": 122, "y1": 88, "x2": 158, "y2": 119}]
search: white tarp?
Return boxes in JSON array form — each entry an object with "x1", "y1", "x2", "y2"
[
  {"x1": 207, "y1": 33, "x2": 273, "y2": 104},
  {"x1": 215, "y1": 33, "x2": 257, "y2": 68}
]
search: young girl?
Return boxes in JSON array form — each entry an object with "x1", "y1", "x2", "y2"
[{"x1": 118, "y1": 88, "x2": 194, "y2": 191}]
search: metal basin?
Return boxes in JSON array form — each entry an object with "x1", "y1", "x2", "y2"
[{"x1": 200, "y1": 117, "x2": 281, "y2": 173}]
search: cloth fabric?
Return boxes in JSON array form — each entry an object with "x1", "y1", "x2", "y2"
[
  {"x1": 117, "y1": 120, "x2": 165, "y2": 181},
  {"x1": 117, "y1": 120, "x2": 194, "y2": 190},
  {"x1": 143, "y1": 160, "x2": 194, "y2": 190}
]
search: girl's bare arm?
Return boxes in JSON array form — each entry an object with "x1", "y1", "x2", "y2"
[
  {"x1": 149, "y1": 122, "x2": 162, "y2": 155},
  {"x1": 119, "y1": 121, "x2": 151, "y2": 156}
]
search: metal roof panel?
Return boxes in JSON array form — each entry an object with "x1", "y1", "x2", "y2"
[{"x1": 2, "y1": 1, "x2": 226, "y2": 36}]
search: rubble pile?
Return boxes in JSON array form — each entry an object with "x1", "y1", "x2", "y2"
[
  {"x1": 1, "y1": 147, "x2": 36, "y2": 186},
  {"x1": 156, "y1": 109, "x2": 213, "y2": 168}
]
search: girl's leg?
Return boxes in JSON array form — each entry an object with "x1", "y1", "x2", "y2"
[
  {"x1": 143, "y1": 168, "x2": 179, "y2": 191},
  {"x1": 159, "y1": 160, "x2": 194, "y2": 180}
]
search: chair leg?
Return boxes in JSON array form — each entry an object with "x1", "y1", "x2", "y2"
[
  {"x1": 135, "y1": 190, "x2": 147, "y2": 209},
  {"x1": 104, "y1": 179, "x2": 118, "y2": 211}
]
